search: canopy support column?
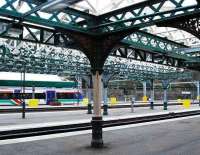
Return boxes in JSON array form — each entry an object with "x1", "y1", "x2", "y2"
[
  {"x1": 195, "y1": 81, "x2": 200, "y2": 106},
  {"x1": 102, "y1": 72, "x2": 116, "y2": 115},
  {"x1": 83, "y1": 75, "x2": 93, "y2": 114},
  {"x1": 149, "y1": 80, "x2": 154, "y2": 110},
  {"x1": 58, "y1": 27, "x2": 136, "y2": 148},
  {"x1": 162, "y1": 80, "x2": 170, "y2": 110},
  {"x1": 143, "y1": 81, "x2": 147, "y2": 98},
  {"x1": 91, "y1": 71, "x2": 103, "y2": 148}
]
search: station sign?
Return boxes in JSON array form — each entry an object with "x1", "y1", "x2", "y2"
[{"x1": 181, "y1": 91, "x2": 191, "y2": 95}]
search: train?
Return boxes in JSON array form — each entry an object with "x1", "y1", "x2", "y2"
[{"x1": 0, "y1": 87, "x2": 83, "y2": 106}]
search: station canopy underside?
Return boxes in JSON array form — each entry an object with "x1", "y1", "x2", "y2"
[
  {"x1": 72, "y1": 0, "x2": 200, "y2": 46},
  {"x1": 0, "y1": 0, "x2": 199, "y2": 80}
]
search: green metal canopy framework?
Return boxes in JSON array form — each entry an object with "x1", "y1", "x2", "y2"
[
  {"x1": 0, "y1": 0, "x2": 199, "y2": 70},
  {"x1": 0, "y1": 38, "x2": 192, "y2": 81},
  {"x1": 1, "y1": 0, "x2": 199, "y2": 34}
]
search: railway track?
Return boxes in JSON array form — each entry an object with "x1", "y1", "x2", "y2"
[{"x1": 1, "y1": 109, "x2": 200, "y2": 140}]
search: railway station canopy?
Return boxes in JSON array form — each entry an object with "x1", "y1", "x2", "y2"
[{"x1": 0, "y1": 0, "x2": 199, "y2": 77}]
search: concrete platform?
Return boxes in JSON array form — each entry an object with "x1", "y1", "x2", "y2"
[
  {"x1": 0, "y1": 104, "x2": 199, "y2": 130},
  {"x1": 0, "y1": 111, "x2": 200, "y2": 155}
]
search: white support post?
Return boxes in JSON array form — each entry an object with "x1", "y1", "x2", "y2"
[
  {"x1": 143, "y1": 81, "x2": 147, "y2": 97},
  {"x1": 92, "y1": 72, "x2": 102, "y2": 117},
  {"x1": 197, "y1": 81, "x2": 200, "y2": 99},
  {"x1": 150, "y1": 80, "x2": 154, "y2": 110},
  {"x1": 91, "y1": 71, "x2": 103, "y2": 147}
]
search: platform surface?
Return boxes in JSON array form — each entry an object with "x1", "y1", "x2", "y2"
[
  {"x1": 0, "y1": 104, "x2": 199, "y2": 130},
  {"x1": 0, "y1": 112, "x2": 200, "y2": 155}
]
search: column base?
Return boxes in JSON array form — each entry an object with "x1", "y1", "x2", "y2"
[
  {"x1": 87, "y1": 104, "x2": 92, "y2": 114},
  {"x1": 163, "y1": 102, "x2": 168, "y2": 110},
  {"x1": 91, "y1": 117, "x2": 104, "y2": 148},
  {"x1": 150, "y1": 102, "x2": 154, "y2": 110},
  {"x1": 103, "y1": 105, "x2": 108, "y2": 115}
]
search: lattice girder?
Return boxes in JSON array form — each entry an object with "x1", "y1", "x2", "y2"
[{"x1": 0, "y1": 39, "x2": 191, "y2": 80}]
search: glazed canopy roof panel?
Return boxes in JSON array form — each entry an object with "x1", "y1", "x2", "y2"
[
  {"x1": 143, "y1": 26, "x2": 200, "y2": 47},
  {"x1": 1, "y1": 0, "x2": 197, "y2": 16},
  {"x1": 70, "y1": 0, "x2": 197, "y2": 15}
]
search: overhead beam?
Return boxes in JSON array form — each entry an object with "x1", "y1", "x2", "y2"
[
  {"x1": 92, "y1": 0, "x2": 200, "y2": 33},
  {"x1": 0, "y1": 0, "x2": 95, "y2": 35},
  {"x1": 0, "y1": 10, "x2": 191, "y2": 62}
]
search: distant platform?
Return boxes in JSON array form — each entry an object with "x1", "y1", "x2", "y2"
[
  {"x1": 0, "y1": 100, "x2": 198, "y2": 113},
  {"x1": 0, "y1": 104, "x2": 199, "y2": 130}
]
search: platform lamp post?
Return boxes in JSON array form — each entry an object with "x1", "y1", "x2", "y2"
[
  {"x1": 75, "y1": 59, "x2": 81, "y2": 105},
  {"x1": 21, "y1": 60, "x2": 26, "y2": 119},
  {"x1": 75, "y1": 75, "x2": 80, "y2": 105}
]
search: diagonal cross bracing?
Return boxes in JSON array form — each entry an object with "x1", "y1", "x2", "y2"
[
  {"x1": 91, "y1": 0, "x2": 200, "y2": 33},
  {"x1": 0, "y1": 0, "x2": 196, "y2": 60},
  {"x1": 0, "y1": 0, "x2": 95, "y2": 34},
  {"x1": 0, "y1": 0, "x2": 200, "y2": 35}
]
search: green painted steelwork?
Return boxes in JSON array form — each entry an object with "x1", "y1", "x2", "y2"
[
  {"x1": 0, "y1": 0, "x2": 200, "y2": 35},
  {"x1": 0, "y1": 0, "x2": 94, "y2": 34},
  {"x1": 0, "y1": 0, "x2": 198, "y2": 75},
  {"x1": 104, "y1": 60, "x2": 192, "y2": 81},
  {"x1": 95, "y1": 1, "x2": 200, "y2": 33},
  {"x1": 123, "y1": 31, "x2": 186, "y2": 53},
  {"x1": 0, "y1": 0, "x2": 196, "y2": 62},
  {"x1": 0, "y1": 80, "x2": 77, "y2": 88},
  {"x1": 121, "y1": 31, "x2": 195, "y2": 61},
  {"x1": 0, "y1": 38, "x2": 192, "y2": 81}
]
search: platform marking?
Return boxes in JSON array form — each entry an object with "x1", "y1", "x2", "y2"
[{"x1": 0, "y1": 114, "x2": 200, "y2": 146}]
